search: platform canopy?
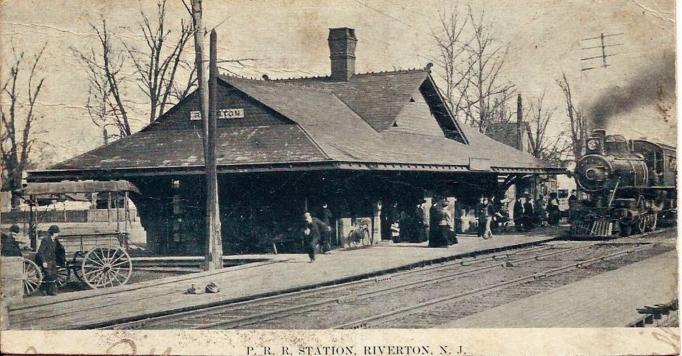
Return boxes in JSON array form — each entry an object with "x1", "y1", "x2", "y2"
[{"x1": 20, "y1": 180, "x2": 140, "y2": 195}]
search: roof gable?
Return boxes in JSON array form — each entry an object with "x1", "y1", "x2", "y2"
[
  {"x1": 275, "y1": 70, "x2": 431, "y2": 132},
  {"x1": 222, "y1": 76, "x2": 381, "y2": 161},
  {"x1": 144, "y1": 83, "x2": 294, "y2": 132},
  {"x1": 390, "y1": 87, "x2": 445, "y2": 137}
]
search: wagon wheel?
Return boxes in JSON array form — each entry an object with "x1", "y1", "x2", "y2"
[
  {"x1": 22, "y1": 259, "x2": 42, "y2": 296},
  {"x1": 56, "y1": 265, "x2": 70, "y2": 287},
  {"x1": 71, "y1": 252, "x2": 85, "y2": 283},
  {"x1": 81, "y1": 247, "x2": 132, "y2": 289}
]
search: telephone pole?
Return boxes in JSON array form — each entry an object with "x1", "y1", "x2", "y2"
[
  {"x1": 206, "y1": 30, "x2": 223, "y2": 269},
  {"x1": 581, "y1": 32, "x2": 623, "y2": 72},
  {"x1": 191, "y1": 0, "x2": 222, "y2": 270}
]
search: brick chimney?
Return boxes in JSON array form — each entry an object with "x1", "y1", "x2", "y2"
[
  {"x1": 328, "y1": 28, "x2": 357, "y2": 81},
  {"x1": 516, "y1": 94, "x2": 525, "y2": 151}
]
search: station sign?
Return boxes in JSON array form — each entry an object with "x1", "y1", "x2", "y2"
[
  {"x1": 190, "y1": 108, "x2": 245, "y2": 121},
  {"x1": 469, "y1": 157, "x2": 492, "y2": 171}
]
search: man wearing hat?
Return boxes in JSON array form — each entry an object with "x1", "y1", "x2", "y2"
[
  {"x1": 36, "y1": 225, "x2": 60, "y2": 295},
  {"x1": 1, "y1": 224, "x2": 23, "y2": 256}
]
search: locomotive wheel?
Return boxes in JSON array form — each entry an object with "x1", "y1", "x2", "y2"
[
  {"x1": 81, "y1": 247, "x2": 132, "y2": 289},
  {"x1": 56, "y1": 266, "x2": 70, "y2": 288},
  {"x1": 647, "y1": 214, "x2": 658, "y2": 232},
  {"x1": 635, "y1": 216, "x2": 647, "y2": 234},
  {"x1": 22, "y1": 259, "x2": 43, "y2": 296}
]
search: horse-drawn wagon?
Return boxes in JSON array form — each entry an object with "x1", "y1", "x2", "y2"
[{"x1": 16, "y1": 180, "x2": 139, "y2": 295}]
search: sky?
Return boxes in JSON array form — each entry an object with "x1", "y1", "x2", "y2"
[{"x1": 0, "y1": 0, "x2": 676, "y2": 167}]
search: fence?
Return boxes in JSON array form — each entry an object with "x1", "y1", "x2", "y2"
[{"x1": 1, "y1": 208, "x2": 137, "y2": 224}]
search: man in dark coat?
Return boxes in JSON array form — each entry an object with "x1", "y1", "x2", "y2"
[
  {"x1": 429, "y1": 200, "x2": 450, "y2": 247},
  {"x1": 568, "y1": 190, "x2": 578, "y2": 222},
  {"x1": 1, "y1": 224, "x2": 23, "y2": 257},
  {"x1": 547, "y1": 192, "x2": 561, "y2": 226},
  {"x1": 513, "y1": 197, "x2": 525, "y2": 232},
  {"x1": 415, "y1": 201, "x2": 428, "y2": 242},
  {"x1": 523, "y1": 197, "x2": 535, "y2": 231},
  {"x1": 428, "y1": 200, "x2": 442, "y2": 247},
  {"x1": 36, "y1": 225, "x2": 60, "y2": 295},
  {"x1": 303, "y1": 212, "x2": 328, "y2": 262},
  {"x1": 319, "y1": 203, "x2": 333, "y2": 252}
]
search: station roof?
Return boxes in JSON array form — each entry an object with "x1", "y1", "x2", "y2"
[{"x1": 31, "y1": 69, "x2": 565, "y2": 180}]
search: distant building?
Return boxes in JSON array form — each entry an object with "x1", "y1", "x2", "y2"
[{"x1": 30, "y1": 28, "x2": 565, "y2": 255}]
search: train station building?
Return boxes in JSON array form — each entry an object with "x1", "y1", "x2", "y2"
[{"x1": 29, "y1": 28, "x2": 565, "y2": 255}]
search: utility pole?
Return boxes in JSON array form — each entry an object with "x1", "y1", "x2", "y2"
[
  {"x1": 206, "y1": 30, "x2": 223, "y2": 269},
  {"x1": 191, "y1": 0, "x2": 222, "y2": 270},
  {"x1": 580, "y1": 32, "x2": 623, "y2": 72}
]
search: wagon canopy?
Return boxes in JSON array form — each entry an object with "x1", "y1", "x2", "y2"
[{"x1": 19, "y1": 180, "x2": 140, "y2": 196}]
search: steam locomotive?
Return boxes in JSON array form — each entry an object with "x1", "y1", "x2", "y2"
[{"x1": 571, "y1": 129, "x2": 676, "y2": 237}]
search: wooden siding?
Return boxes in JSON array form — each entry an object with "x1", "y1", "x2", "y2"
[
  {"x1": 147, "y1": 83, "x2": 293, "y2": 132},
  {"x1": 390, "y1": 88, "x2": 445, "y2": 137}
]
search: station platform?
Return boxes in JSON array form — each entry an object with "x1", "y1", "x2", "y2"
[
  {"x1": 6, "y1": 228, "x2": 563, "y2": 330},
  {"x1": 443, "y1": 249, "x2": 677, "y2": 328}
]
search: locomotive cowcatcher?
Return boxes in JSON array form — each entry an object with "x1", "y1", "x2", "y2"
[{"x1": 571, "y1": 129, "x2": 676, "y2": 238}]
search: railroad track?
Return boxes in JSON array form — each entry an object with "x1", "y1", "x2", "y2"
[{"x1": 103, "y1": 239, "x2": 669, "y2": 330}]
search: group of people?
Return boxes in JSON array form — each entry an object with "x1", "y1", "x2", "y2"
[
  {"x1": 299, "y1": 190, "x2": 578, "y2": 260},
  {"x1": 385, "y1": 198, "x2": 457, "y2": 248},
  {"x1": 512, "y1": 192, "x2": 568, "y2": 231},
  {"x1": 1, "y1": 224, "x2": 64, "y2": 296}
]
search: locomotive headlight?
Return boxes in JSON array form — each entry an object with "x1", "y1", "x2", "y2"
[{"x1": 587, "y1": 139, "x2": 600, "y2": 151}]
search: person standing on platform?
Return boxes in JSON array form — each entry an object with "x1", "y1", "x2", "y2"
[
  {"x1": 568, "y1": 190, "x2": 578, "y2": 222},
  {"x1": 513, "y1": 197, "x2": 525, "y2": 232},
  {"x1": 441, "y1": 199, "x2": 457, "y2": 245},
  {"x1": 319, "y1": 203, "x2": 333, "y2": 252},
  {"x1": 429, "y1": 199, "x2": 445, "y2": 247},
  {"x1": 535, "y1": 197, "x2": 547, "y2": 227},
  {"x1": 1, "y1": 224, "x2": 23, "y2": 257},
  {"x1": 411, "y1": 200, "x2": 422, "y2": 242},
  {"x1": 36, "y1": 225, "x2": 60, "y2": 296},
  {"x1": 303, "y1": 212, "x2": 324, "y2": 262},
  {"x1": 523, "y1": 196, "x2": 535, "y2": 231},
  {"x1": 547, "y1": 192, "x2": 561, "y2": 226},
  {"x1": 484, "y1": 197, "x2": 494, "y2": 239},
  {"x1": 476, "y1": 197, "x2": 486, "y2": 238}
]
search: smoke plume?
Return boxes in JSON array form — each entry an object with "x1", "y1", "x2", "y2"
[{"x1": 586, "y1": 51, "x2": 675, "y2": 128}]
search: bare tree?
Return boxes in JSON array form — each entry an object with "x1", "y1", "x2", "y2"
[
  {"x1": 525, "y1": 91, "x2": 570, "y2": 163},
  {"x1": 72, "y1": 0, "x2": 197, "y2": 140},
  {"x1": 71, "y1": 19, "x2": 132, "y2": 140},
  {"x1": 431, "y1": 7, "x2": 473, "y2": 117},
  {"x1": 557, "y1": 73, "x2": 588, "y2": 161},
  {"x1": 0, "y1": 44, "x2": 46, "y2": 208},
  {"x1": 460, "y1": 7, "x2": 515, "y2": 132},
  {"x1": 124, "y1": 0, "x2": 195, "y2": 123},
  {"x1": 490, "y1": 94, "x2": 515, "y2": 124}
]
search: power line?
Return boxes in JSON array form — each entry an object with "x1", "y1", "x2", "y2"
[{"x1": 580, "y1": 32, "x2": 624, "y2": 72}]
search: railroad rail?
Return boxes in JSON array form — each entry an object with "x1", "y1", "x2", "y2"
[{"x1": 102, "y1": 237, "x2": 670, "y2": 330}]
